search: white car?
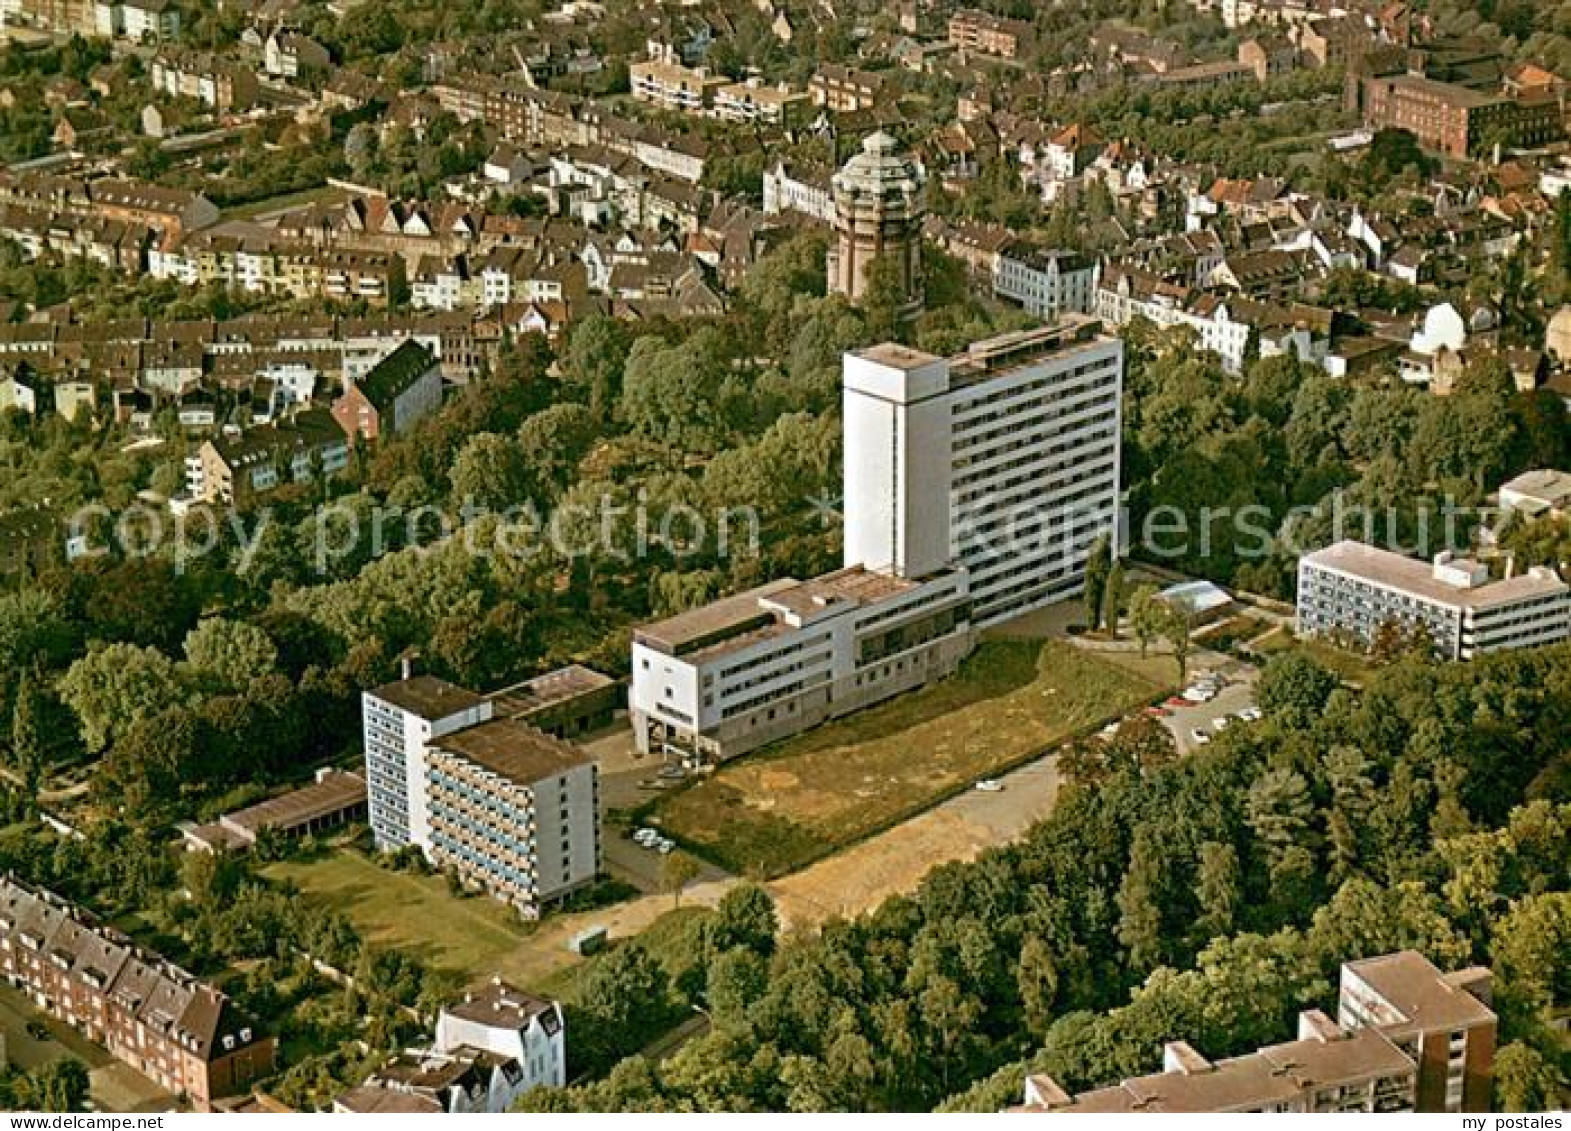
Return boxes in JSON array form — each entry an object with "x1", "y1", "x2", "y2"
[
  {"x1": 1190, "y1": 728, "x2": 1211, "y2": 745},
  {"x1": 974, "y1": 779, "x2": 1004, "y2": 793},
  {"x1": 1212, "y1": 717, "x2": 1230, "y2": 732},
  {"x1": 633, "y1": 828, "x2": 658, "y2": 844},
  {"x1": 1240, "y1": 706, "x2": 1263, "y2": 721},
  {"x1": 656, "y1": 839, "x2": 675, "y2": 855}
]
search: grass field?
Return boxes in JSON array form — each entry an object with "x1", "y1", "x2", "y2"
[
  {"x1": 652, "y1": 640, "x2": 1166, "y2": 878},
  {"x1": 264, "y1": 848, "x2": 530, "y2": 980},
  {"x1": 1254, "y1": 627, "x2": 1375, "y2": 685}
]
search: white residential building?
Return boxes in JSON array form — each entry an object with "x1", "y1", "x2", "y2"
[
  {"x1": 1296, "y1": 541, "x2": 1571, "y2": 660},
  {"x1": 363, "y1": 674, "x2": 600, "y2": 914},
  {"x1": 338, "y1": 980, "x2": 565, "y2": 1114},
  {"x1": 993, "y1": 246, "x2": 1097, "y2": 320},
  {"x1": 630, "y1": 566, "x2": 972, "y2": 763},
  {"x1": 843, "y1": 318, "x2": 1124, "y2": 625},
  {"x1": 761, "y1": 159, "x2": 834, "y2": 223}
]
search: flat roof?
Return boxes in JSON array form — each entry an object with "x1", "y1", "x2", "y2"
[
  {"x1": 370, "y1": 675, "x2": 486, "y2": 721},
  {"x1": 221, "y1": 770, "x2": 366, "y2": 836},
  {"x1": 1302, "y1": 540, "x2": 1568, "y2": 611},
  {"x1": 430, "y1": 718, "x2": 591, "y2": 785},
  {"x1": 1501, "y1": 468, "x2": 1571, "y2": 508},
  {"x1": 634, "y1": 578, "x2": 798, "y2": 654},
  {"x1": 488, "y1": 664, "x2": 614, "y2": 717},
  {"x1": 854, "y1": 342, "x2": 941, "y2": 371},
  {"x1": 761, "y1": 566, "x2": 925, "y2": 620},
  {"x1": 1344, "y1": 951, "x2": 1497, "y2": 1035}
]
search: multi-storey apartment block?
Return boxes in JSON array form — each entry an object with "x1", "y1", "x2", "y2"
[
  {"x1": 1297, "y1": 541, "x2": 1571, "y2": 660},
  {"x1": 0, "y1": 878, "x2": 273, "y2": 1109},
  {"x1": 1014, "y1": 951, "x2": 1496, "y2": 1114},
  {"x1": 186, "y1": 406, "x2": 350, "y2": 507},
  {"x1": 630, "y1": 566, "x2": 972, "y2": 763},
  {"x1": 363, "y1": 672, "x2": 601, "y2": 914},
  {"x1": 992, "y1": 245, "x2": 1097, "y2": 320},
  {"x1": 844, "y1": 318, "x2": 1123, "y2": 626}
]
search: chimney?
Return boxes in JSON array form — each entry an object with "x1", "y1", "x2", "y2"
[
  {"x1": 1503, "y1": 552, "x2": 1516, "y2": 580},
  {"x1": 401, "y1": 654, "x2": 415, "y2": 681}
]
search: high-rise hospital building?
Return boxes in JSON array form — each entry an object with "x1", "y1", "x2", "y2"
[
  {"x1": 629, "y1": 317, "x2": 1123, "y2": 763},
  {"x1": 843, "y1": 316, "x2": 1123, "y2": 626}
]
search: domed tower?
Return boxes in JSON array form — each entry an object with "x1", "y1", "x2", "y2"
[{"x1": 827, "y1": 131, "x2": 925, "y2": 320}]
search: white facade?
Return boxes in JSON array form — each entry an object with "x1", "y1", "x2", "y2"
[
  {"x1": 993, "y1": 250, "x2": 1097, "y2": 320},
  {"x1": 363, "y1": 680, "x2": 491, "y2": 851},
  {"x1": 844, "y1": 319, "x2": 1124, "y2": 625},
  {"x1": 630, "y1": 567, "x2": 972, "y2": 762},
  {"x1": 434, "y1": 982, "x2": 565, "y2": 1095},
  {"x1": 762, "y1": 161, "x2": 834, "y2": 222},
  {"x1": 1297, "y1": 541, "x2": 1571, "y2": 661}
]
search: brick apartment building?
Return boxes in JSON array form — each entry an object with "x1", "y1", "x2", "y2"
[
  {"x1": 0, "y1": 877, "x2": 273, "y2": 1109},
  {"x1": 1361, "y1": 72, "x2": 1563, "y2": 159}
]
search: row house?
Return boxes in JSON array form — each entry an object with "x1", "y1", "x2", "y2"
[
  {"x1": 0, "y1": 877, "x2": 271, "y2": 1109},
  {"x1": 809, "y1": 64, "x2": 889, "y2": 112},
  {"x1": 761, "y1": 159, "x2": 834, "y2": 223},
  {"x1": 1097, "y1": 261, "x2": 1330, "y2": 374},
  {"x1": 948, "y1": 7, "x2": 1033, "y2": 59},
  {"x1": 629, "y1": 59, "x2": 725, "y2": 114},
  {"x1": 149, "y1": 50, "x2": 260, "y2": 112},
  {"x1": 0, "y1": 205, "x2": 150, "y2": 274},
  {"x1": 0, "y1": 172, "x2": 216, "y2": 237}
]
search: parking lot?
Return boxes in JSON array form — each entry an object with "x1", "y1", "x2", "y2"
[{"x1": 1155, "y1": 656, "x2": 1261, "y2": 755}]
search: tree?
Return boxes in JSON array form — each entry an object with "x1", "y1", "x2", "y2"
[
  {"x1": 10, "y1": 667, "x2": 48, "y2": 791},
  {"x1": 58, "y1": 642, "x2": 186, "y2": 753},
  {"x1": 1115, "y1": 833, "x2": 1165, "y2": 969},
  {"x1": 1195, "y1": 841, "x2": 1241, "y2": 939},
  {"x1": 1127, "y1": 584, "x2": 1164, "y2": 658},
  {"x1": 449, "y1": 431, "x2": 532, "y2": 510},
  {"x1": 24, "y1": 1057, "x2": 89, "y2": 1112},
  {"x1": 1101, "y1": 560, "x2": 1124, "y2": 640},
  {"x1": 1494, "y1": 1042, "x2": 1568, "y2": 1112},
  {"x1": 562, "y1": 314, "x2": 630, "y2": 421},
  {"x1": 183, "y1": 618, "x2": 278, "y2": 692},
  {"x1": 712, "y1": 882, "x2": 777, "y2": 955},
  {"x1": 578, "y1": 942, "x2": 670, "y2": 1030},
  {"x1": 1257, "y1": 651, "x2": 1338, "y2": 728},
  {"x1": 1016, "y1": 934, "x2": 1060, "y2": 1040},
  {"x1": 1159, "y1": 601, "x2": 1192, "y2": 681},
  {"x1": 1082, "y1": 535, "x2": 1112, "y2": 631},
  {"x1": 661, "y1": 852, "x2": 701, "y2": 908},
  {"x1": 1246, "y1": 768, "x2": 1315, "y2": 866},
  {"x1": 707, "y1": 946, "x2": 768, "y2": 1027}
]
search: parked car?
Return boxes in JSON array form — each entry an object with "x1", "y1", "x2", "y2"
[
  {"x1": 1239, "y1": 706, "x2": 1263, "y2": 721},
  {"x1": 1213, "y1": 716, "x2": 1230, "y2": 732},
  {"x1": 1190, "y1": 727, "x2": 1211, "y2": 745},
  {"x1": 974, "y1": 779, "x2": 1004, "y2": 792}
]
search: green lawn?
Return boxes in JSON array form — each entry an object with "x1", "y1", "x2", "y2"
[
  {"x1": 264, "y1": 848, "x2": 530, "y2": 981},
  {"x1": 1254, "y1": 627, "x2": 1376, "y2": 685},
  {"x1": 653, "y1": 640, "x2": 1167, "y2": 877}
]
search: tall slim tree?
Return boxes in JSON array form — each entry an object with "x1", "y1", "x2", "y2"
[
  {"x1": 10, "y1": 668, "x2": 47, "y2": 792},
  {"x1": 1082, "y1": 534, "x2": 1112, "y2": 632}
]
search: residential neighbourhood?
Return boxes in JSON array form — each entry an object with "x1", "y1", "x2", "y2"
[{"x1": 0, "y1": 0, "x2": 1567, "y2": 1117}]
